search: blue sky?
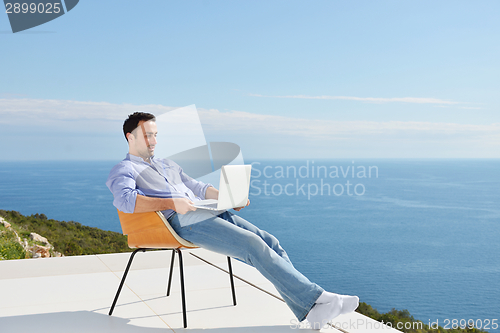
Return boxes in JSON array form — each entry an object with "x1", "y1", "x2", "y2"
[{"x1": 1, "y1": 0, "x2": 499, "y2": 160}]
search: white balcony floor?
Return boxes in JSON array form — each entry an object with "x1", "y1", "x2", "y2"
[{"x1": 0, "y1": 248, "x2": 401, "y2": 333}]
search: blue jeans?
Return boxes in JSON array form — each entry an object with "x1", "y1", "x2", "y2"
[{"x1": 168, "y1": 210, "x2": 323, "y2": 321}]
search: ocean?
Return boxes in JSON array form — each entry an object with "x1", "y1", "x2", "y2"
[{"x1": 1, "y1": 159, "x2": 499, "y2": 331}]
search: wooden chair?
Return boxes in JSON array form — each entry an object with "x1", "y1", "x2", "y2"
[{"x1": 108, "y1": 210, "x2": 237, "y2": 328}]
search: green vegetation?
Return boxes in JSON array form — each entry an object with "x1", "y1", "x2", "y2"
[
  {"x1": 0, "y1": 227, "x2": 27, "y2": 260},
  {"x1": 356, "y1": 302, "x2": 488, "y2": 333},
  {"x1": 0, "y1": 210, "x2": 131, "y2": 259}
]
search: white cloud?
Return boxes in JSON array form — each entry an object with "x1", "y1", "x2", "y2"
[
  {"x1": 1, "y1": 98, "x2": 498, "y2": 159},
  {"x1": 249, "y1": 93, "x2": 460, "y2": 105},
  {"x1": 1, "y1": 97, "x2": 497, "y2": 137},
  {"x1": 460, "y1": 106, "x2": 483, "y2": 110},
  {"x1": 0, "y1": 98, "x2": 178, "y2": 122},
  {"x1": 1, "y1": 98, "x2": 498, "y2": 141},
  {"x1": 197, "y1": 108, "x2": 500, "y2": 158},
  {"x1": 198, "y1": 108, "x2": 500, "y2": 143}
]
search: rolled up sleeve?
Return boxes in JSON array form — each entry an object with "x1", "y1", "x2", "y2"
[{"x1": 106, "y1": 163, "x2": 144, "y2": 213}]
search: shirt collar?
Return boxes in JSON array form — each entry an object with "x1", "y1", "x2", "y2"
[{"x1": 126, "y1": 153, "x2": 156, "y2": 163}]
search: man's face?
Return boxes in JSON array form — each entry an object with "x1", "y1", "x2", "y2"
[{"x1": 128, "y1": 120, "x2": 158, "y2": 161}]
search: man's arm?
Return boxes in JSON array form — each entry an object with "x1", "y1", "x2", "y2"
[
  {"x1": 205, "y1": 186, "x2": 219, "y2": 200},
  {"x1": 134, "y1": 195, "x2": 196, "y2": 214}
]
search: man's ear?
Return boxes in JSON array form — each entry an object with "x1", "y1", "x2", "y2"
[{"x1": 126, "y1": 132, "x2": 134, "y2": 144}]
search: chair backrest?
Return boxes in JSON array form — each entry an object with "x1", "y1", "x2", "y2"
[{"x1": 117, "y1": 210, "x2": 198, "y2": 249}]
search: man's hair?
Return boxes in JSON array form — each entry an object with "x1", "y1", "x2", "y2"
[{"x1": 123, "y1": 112, "x2": 156, "y2": 141}]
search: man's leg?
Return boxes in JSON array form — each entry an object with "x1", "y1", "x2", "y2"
[
  {"x1": 216, "y1": 211, "x2": 293, "y2": 265},
  {"x1": 169, "y1": 211, "x2": 323, "y2": 322}
]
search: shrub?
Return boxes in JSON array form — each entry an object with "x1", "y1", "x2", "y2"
[
  {"x1": 0, "y1": 210, "x2": 131, "y2": 257},
  {"x1": 0, "y1": 229, "x2": 26, "y2": 260}
]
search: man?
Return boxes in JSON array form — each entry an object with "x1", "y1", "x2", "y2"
[{"x1": 106, "y1": 112, "x2": 359, "y2": 329}]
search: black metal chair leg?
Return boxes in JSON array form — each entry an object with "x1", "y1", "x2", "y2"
[
  {"x1": 177, "y1": 249, "x2": 188, "y2": 328},
  {"x1": 166, "y1": 249, "x2": 176, "y2": 296},
  {"x1": 109, "y1": 248, "x2": 144, "y2": 316},
  {"x1": 227, "y1": 256, "x2": 237, "y2": 306},
  {"x1": 109, "y1": 247, "x2": 237, "y2": 329}
]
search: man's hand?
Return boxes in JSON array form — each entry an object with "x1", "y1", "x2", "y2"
[
  {"x1": 172, "y1": 198, "x2": 197, "y2": 214},
  {"x1": 233, "y1": 199, "x2": 250, "y2": 212}
]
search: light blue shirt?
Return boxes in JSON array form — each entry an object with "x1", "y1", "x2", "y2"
[{"x1": 106, "y1": 154, "x2": 212, "y2": 219}]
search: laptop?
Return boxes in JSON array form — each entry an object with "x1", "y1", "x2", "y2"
[{"x1": 194, "y1": 165, "x2": 252, "y2": 211}]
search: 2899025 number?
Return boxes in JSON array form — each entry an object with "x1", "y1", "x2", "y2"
[
  {"x1": 5, "y1": 3, "x2": 61, "y2": 14},
  {"x1": 443, "y1": 319, "x2": 498, "y2": 330}
]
